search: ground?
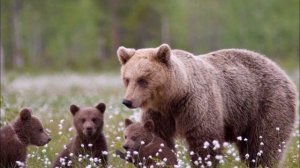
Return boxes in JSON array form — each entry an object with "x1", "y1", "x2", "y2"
[{"x1": 1, "y1": 72, "x2": 299, "y2": 168}]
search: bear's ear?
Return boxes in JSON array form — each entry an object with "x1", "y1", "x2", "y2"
[
  {"x1": 70, "y1": 104, "x2": 80, "y2": 116},
  {"x1": 143, "y1": 120, "x2": 154, "y2": 132},
  {"x1": 124, "y1": 118, "x2": 133, "y2": 127},
  {"x1": 117, "y1": 46, "x2": 136, "y2": 65},
  {"x1": 95, "y1": 102, "x2": 106, "y2": 113},
  {"x1": 20, "y1": 108, "x2": 32, "y2": 121},
  {"x1": 154, "y1": 43, "x2": 171, "y2": 65}
]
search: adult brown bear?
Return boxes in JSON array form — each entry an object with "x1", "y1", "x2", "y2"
[{"x1": 117, "y1": 44, "x2": 298, "y2": 167}]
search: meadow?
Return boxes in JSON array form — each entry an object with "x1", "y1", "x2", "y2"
[{"x1": 1, "y1": 72, "x2": 299, "y2": 168}]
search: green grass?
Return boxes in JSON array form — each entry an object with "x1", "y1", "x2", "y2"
[{"x1": 1, "y1": 72, "x2": 299, "y2": 168}]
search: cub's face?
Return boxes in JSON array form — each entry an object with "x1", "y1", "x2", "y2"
[
  {"x1": 117, "y1": 44, "x2": 171, "y2": 109},
  {"x1": 70, "y1": 103, "x2": 105, "y2": 137},
  {"x1": 19, "y1": 108, "x2": 51, "y2": 146},
  {"x1": 123, "y1": 119, "x2": 154, "y2": 151}
]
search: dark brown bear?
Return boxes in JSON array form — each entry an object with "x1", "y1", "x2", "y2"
[
  {"x1": 53, "y1": 103, "x2": 108, "y2": 168},
  {"x1": 116, "y1": 118, "x2": 178, "y2": 167},
  {"x1": 117, "y1": 44, "x2": 298, "y2": 167},
  {"x1": 0, "y1": 108, "x2": 51, "y2": 168}
]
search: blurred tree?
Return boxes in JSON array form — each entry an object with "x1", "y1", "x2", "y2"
[
  {"x1": 0, "y1": 0, "x2": 298, "y2": 72},
  {"x1": 11, "y1": 0, "x2": 23, "y2": 68}
]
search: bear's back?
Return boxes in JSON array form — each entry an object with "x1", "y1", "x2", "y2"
[{"x1": 0, "y1": 124, "x2": 27, "y2": 167}]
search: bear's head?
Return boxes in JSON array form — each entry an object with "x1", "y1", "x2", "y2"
[
  {"x1": 117, "y1": 44, "x2": 171, "y2": 109},
  {"x1": 15, "y1": 108, "x2": 51, "y2": 146},
  {"x1": 122, "y1": 118, "x2": 154, "y2": 151},
  {"x1": 70, "y1": 103, "x2": 106, "y2": 137}
]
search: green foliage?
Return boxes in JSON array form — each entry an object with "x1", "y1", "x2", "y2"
[{"x1": 1, "y1": 0, "x2": 298, "y2": 72}]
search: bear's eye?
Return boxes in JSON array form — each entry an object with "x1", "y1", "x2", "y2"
[
  {"x1": 131, "y1": 136, "x2": 137, "y2": 141},
  {"x1": 137, "y1": 78, "x2": 148, "y2": 87},
  {"x1": 92, "y1": 118, "x2": 97, "y2": 123},
  {"x1": 124, "y1": 78, "x2": 129, "y2": 87},
  {"x1": 124, "y1": 135, "x2": 127, "y2": 139},
  {"x1": 81, "y1": 118, "x2": 86, "y2": 123}
]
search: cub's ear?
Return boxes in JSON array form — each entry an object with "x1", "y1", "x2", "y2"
[
  {"x1": 124, "y1": 118, "x2": 133, "y2": 127},
  {"x1": 154, "y1": 43, "x2": 171, "y2": 65},
  {"x1": 143, "y1": 120, "x2": 154, "y2": 132},
  {"x1": 70, "y1": 104, "x2": 80, "y2": 116},
  {"x1": 96, "y1": 102, "x2": 106, "y2": 113},
  {"x1": 117, "y1": 46, "x2": 136, "y2": 65},
  {"x1": 20, "y1": 108, "x2": 32, "y2": 120}
]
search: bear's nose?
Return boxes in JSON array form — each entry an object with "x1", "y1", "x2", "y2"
[
  {"x1": 123, "y1": 145, "x2": 129, "y2": 150},
  {"x1": 86, "y1": 127, "x2": 93, "y2": 132},
  {"x1": 122, "y1": 99, "x2": 132, "y2": 108},
  {"x1": 48, "y1": 137, "x2": 52, "y2": 142}
]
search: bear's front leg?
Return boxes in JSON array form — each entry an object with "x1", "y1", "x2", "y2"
[
  {"x1": 141, "y1": 109, "x2": 176, "y2": 150},
  {"x1": 186, "y1": 130, "x2": 224, "y2": 168}
]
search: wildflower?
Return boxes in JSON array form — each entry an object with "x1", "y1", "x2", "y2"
[
  {"x1": 88, "y1": 143, "x2": 93, "y2": 147},
  {"x1": 81, "y1": 144, "x2": 84, "y2": 148},
  {"x1": 276, "y1": 127, "x2": 280, "y2": 131},
  {"x1": 245, "y1": 153, "x2": 250, "y2": 159},
  {"x1": 102, "y1": 151, "x2": 108, "y2": 155},
  {"x1": 237, "y1": 136, "x2": 242, "y2": 141},
  {"x1": 206, "y1": 161, "x2": 212, "y2": 167},
  {"x1": 203, "y1": 141, "x2": 210, "y2": 148},
  {"x1": 141, "y1": 141, "x2": 145, "y2": 145},
  {"x1": 133, "y1": 151, "x2": 139, "y2": 155},
  {"x1": 190, "y1": 151, "x2": 195, "y2": 155},
  {"x1": 160, "y1": 143, "x2": 165, "y2": 147},
  {"x1": 163, "y1": 158, "x2": 168, "y2": 162}
]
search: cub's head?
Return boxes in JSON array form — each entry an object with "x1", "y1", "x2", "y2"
[
  {"x1": 70, "y1": 103, "x2": 105, "y2": 137},
  {"x1": 17, "y1": 108, "x2": 51, "y2": 146},
  {"x1": 117, "y1": 44, "x2": 172, "y2": 109},
  {"x1": 123, "y1": 118, "x2": 154, "y2": 151}
]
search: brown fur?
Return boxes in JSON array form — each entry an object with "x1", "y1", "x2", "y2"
[
  {"x1": 0, "y1": 108, "x2": 51, "y2": 168},
  {"x1": 53, "y1": 103, "x2": 108, "y2": 168},
  {"x1": 116, "y1": 119, "x2": 177, "y2": 167},
  {"x1": 117, "y1": 44, "x2": 298, "y2": 167}
]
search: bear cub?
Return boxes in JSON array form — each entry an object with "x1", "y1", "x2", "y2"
[
  {"x1": 0, "y1": 108, "x2": 51, "y2": 168},
  {"x1": 53, "y1": 103, "x2": 108, "y2": 168},
  {"x1": 116, "y1": 119, "x2": 177, "y2": 167}
]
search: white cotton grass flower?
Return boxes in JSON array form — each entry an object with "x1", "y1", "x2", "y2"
[
  {"x1": 190, "y1": 151, "x2": 195, "y2": 155},
  {"x1": 133, "y1": 151, "x2": 139, "y2": 155},
  {"x1": 276, "y1": 127, "x2": 280, "y2": 131},
  {"x1": 160, "y1": 143, "x2": 165, "y2": 147},
  {"x1": 245, "y1": 153, "x2": 250, "y2": 159},
  {"x1": 102, "y1": 151, "x2": 108, "y2": 155},
  {"x1": 212, "y1": 140, "x2": 220, "y2": 150},
  {"x1": 206, "y1": 161, "x2": 212, "y2": 167},
  {"x1": 88, "y1": 143, "x2": 93, "y2": 147},
  {"x1": 141, "y1": 141, "x2": 145, "y2": 145},
  {"x1": 203, "y1": 141, "x2": 210, "y2": 148},
  {"x1": 223, "y1": 142, "x2": 229, "y2": 147},
  {"x1": 237, "y1": 136, "x2": 242, "y2": 141},
  {"x1": 81, "y1": 144, "x2": 84, "y2": 148},
  {"x1": 16, "y1": 161, "x2": 25, "y2": 167}
]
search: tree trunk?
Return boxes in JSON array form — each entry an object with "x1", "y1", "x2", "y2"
[
  {"x1": 110, "y1": 0, "x2": 120, "y2": 56},
  {"x1": 11, "y1": 0, "x2": 23, "y2": 68},
  {"x1": 0, "y1": 39, "x2": 4, "y2": 79}
]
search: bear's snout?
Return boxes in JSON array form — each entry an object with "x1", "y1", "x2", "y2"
[
  {"x1": 122, "y1": 99, "x2": 133, "y2": 108},
  {"x1": 123, "y1": 144, "x2": 129, "y2": 150}
]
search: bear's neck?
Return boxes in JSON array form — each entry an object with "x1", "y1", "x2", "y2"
[
  {"x1": 148, "y1": 57, "x2": 190, "y2": 114},
  {"x1": 77, "y1": 132, "x2": 104, "y2": 144},
  {"x1": 12, "y1": 120, "x2": 30, "y2": 146}
]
